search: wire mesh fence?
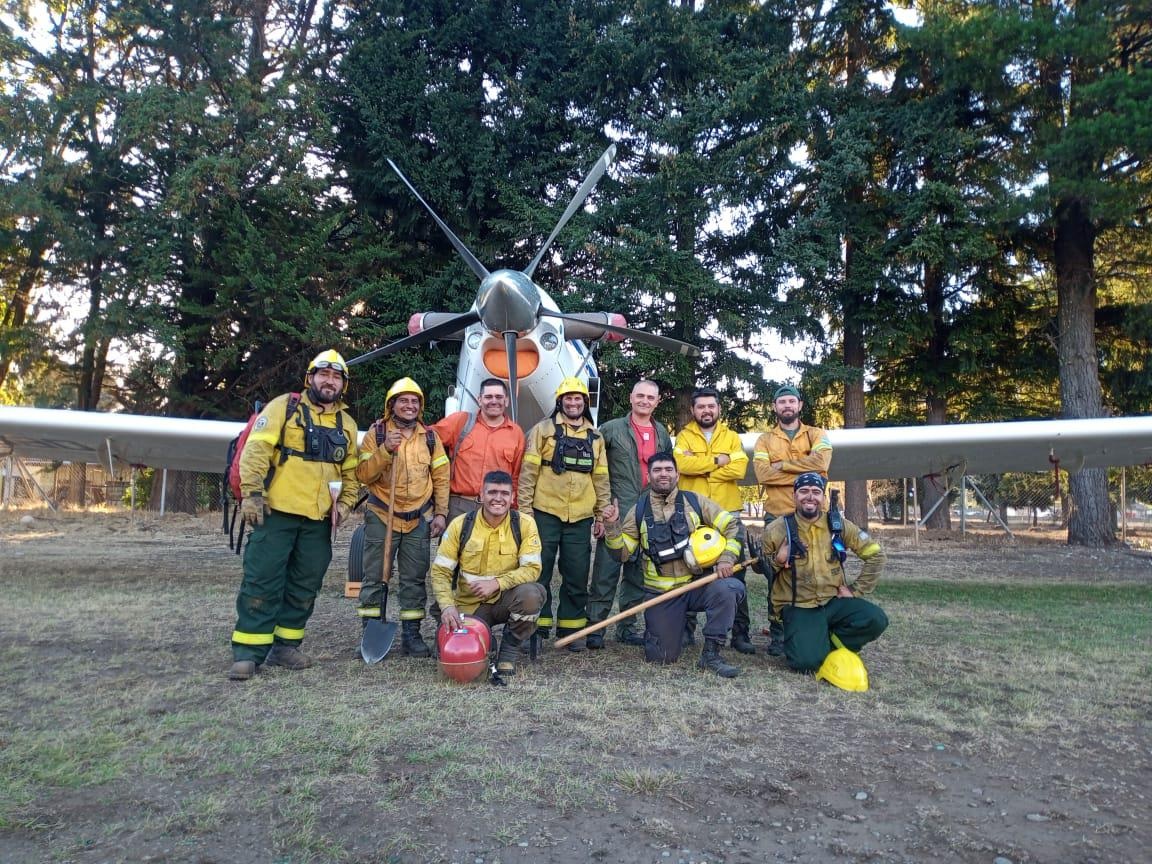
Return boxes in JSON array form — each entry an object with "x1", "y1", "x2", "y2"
[
  {"x1": 6, "y1": 457, "x2": 1152, "y2": 542},
  {"x1": 1, "y1": 459, "x2": 224, "y2": 515}
]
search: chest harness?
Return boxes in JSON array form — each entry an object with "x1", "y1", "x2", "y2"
[
  {"x1": 278, "y1": 402, "x2": 349, "y2": 465},
  {"x1": 365, "y1": 423, "x2": 440, "y2": 520},
  {"x1": 634, "y1": 491, "x2": 703, "y2": 572},
  {"x1": 450, "y1": 508, "x2": 524, "y2": 591},
  {"x1": 778, "y1": 488, "x2": 848, "y2": 606},
  {"x1": 550, "y1": 423, "x2": 598, "y2": 474}
]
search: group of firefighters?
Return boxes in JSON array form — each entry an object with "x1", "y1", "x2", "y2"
[{"x1": 228, "y1": 350, "x2": 889, "y2": 687}]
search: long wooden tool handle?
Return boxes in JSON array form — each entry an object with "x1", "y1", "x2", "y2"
[
  {"x1": 381, "y1": 455, "x2": 399, "y2": 585},
  {"x1": 553, "y1": 558, "x2": 758, "y2": 649}
]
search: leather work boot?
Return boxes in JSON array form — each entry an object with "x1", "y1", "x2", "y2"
[
  {"x1": 401, "y1": 620, "x2": 431, "y2": 658},
  {"x1": 496, "y1": 633, "x2": 523, "y2": 676},
  {"x1": 698, "y1": 639, "x2": 740, "y2": 678},
  {"x1": 228, "y1": 660, "x2": 257, "y2": 681},
  {"x1": 616, "y1": 629, "x2": 645, "y2": 647},
  {"x1": 730, "y1": 624, "x2": 757, "y2": 655},
  {"x1": 585, "y1": 631, "x2": 605, "y2": 650},
  {"x1": 265, "y1": 644, "x2": 313, "y2": 670}
]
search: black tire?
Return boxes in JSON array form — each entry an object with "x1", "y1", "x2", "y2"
[{"x1": 348, "y1": 522, "x2": 366, "y2": 583}]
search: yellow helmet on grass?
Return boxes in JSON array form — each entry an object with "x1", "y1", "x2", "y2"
[{"x1": 815, "y1": 647, "x2": 869, "y2": 692}]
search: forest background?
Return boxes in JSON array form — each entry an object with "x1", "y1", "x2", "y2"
[{"x1": 1, "y1": 0, "x2": 1149, "y2": 546}]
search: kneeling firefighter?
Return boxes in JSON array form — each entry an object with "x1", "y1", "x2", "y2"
[
  {"x1": 431, "y1": 470, "x2": 545, "y2": 679},
  {"x1": 757, "y1": 473, "x2": 888, "y2": 686},
  {"x1": 603, "y1": 451, "x2": 745, "y2": 678}
]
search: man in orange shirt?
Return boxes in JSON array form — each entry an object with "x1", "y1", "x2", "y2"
[{"x1": 432, "y1": 378, "x2": 525, "y2": 520}]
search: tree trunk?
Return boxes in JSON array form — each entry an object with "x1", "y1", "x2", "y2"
[
  {"x1": 921, "y1": 263, "x2": 952, "y2": 529},
  {"x1": 1054, "y1": 196, "x2": 1114, "y2": 546},
  {"x1": 842, "y1": 243, "x2": 869, "y2": 528}
]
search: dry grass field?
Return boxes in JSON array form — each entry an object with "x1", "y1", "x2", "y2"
[{"x1": 1, "y1": 510, "x2": 1149, "y2": 864}]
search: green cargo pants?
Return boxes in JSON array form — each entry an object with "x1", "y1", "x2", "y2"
[
  {"x1": 589, "y1": 538, "x2": 645, "y2": 639},
  {"x1": 534, "y1": 510, "x2": 593, "y2": 636},
  {"x1": 358, "y1": 509, "x2": 431, "y2": 622},
  {"x1": 232, "y1": 509, "x2": 332, "y2": 663}
]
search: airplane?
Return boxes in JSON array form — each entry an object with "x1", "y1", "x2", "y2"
[{"x1": 3, "y1": 147, "x2": 1151, "y2": 508}]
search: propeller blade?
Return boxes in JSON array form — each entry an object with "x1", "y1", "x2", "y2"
[
  {"x1": 386, "y1": 158, "x2": 490, "y2": 281},
  {"x1": 504, "y1": 331, "x2": 519, "y2": 424},
  {"x1": 348, "y1": 311, "x2": 481, "y2": 366},
  {"x1": 540, "y1": 310, "x2": 701, "y2": 358},
  {"x1": 524, "y1": 144, "x2": 617, "y2": 278}
]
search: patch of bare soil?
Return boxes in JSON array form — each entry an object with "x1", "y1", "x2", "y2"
[{"x1": 1, "y1": 510, "x2": 1149, "y2": 864}]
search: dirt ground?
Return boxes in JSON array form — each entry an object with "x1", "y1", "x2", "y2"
[{"x1": 1, "y1": 510, "x2": 1150, "y2": 864}]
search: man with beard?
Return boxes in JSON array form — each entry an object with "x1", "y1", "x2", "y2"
[
  {"x1": 432, "y1": 377, "x2": 525, "y2": 521},
  {"x1": 518, "y1": 377, "x2": 610, "y2": 651},
  {"x1": 753, "y1": 384, "x2": 833, "y2": 654},
  {"x1": 356, "y1": 377, "x2": 450, "y2": 658},
  {"x1": 758, "y1": 472, "x2": 887, "y2": 672},
  {"x1": 673, "y1": 387, "x2": 750, "y2": 652},
  {"x1": 587, "y1": 379, "x2": 672, "y2": 649},
  {"x1": 431, "y1": 471, "x2": 546, "y2": 678},
  {"x1": 602, "y1": 452, "x2": 745, "y2": 677},
  {"x1": 229, "y1": 350, "x2": 361, "y2": 681}
]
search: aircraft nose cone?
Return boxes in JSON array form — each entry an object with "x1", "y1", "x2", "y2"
[{"x1": 477, "y1": 270, "x2": 540, "y2": 334}]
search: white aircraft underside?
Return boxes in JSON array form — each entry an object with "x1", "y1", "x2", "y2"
[{"x1": 3, "y1": 405, "x2": 1149, "y2": 483}]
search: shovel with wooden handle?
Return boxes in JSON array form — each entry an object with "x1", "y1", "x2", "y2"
[
  {"x1": 553, "y1": 558, "x2": 759, "y2": 650},
  {"x1": 360, "y1": 450, "x2": 400, "y2": 664}
]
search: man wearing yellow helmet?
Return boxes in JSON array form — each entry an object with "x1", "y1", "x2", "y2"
[
  {"x1": 602, "y1": 452, "x2": 745, "y2": 677},
  {"x1": 355, "y1": 377, "x2": 450, "y2": 658},
  {"x1": 517, "y1": 376, "x2": 610, "y2": 651},
  {"x1": 228, "y1": 349, "x2": 360, "y2": 681},
  {"x1": 758, "y1": 472, "x2": 888, "y2": 675}
]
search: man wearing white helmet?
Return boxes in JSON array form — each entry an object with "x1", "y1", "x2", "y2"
[
  {"x1": 758, "y1": 472, "x2": 887, "y2": 673},
  {"x1": 229, "y1": 349, "x2": 360, "y2": 681},
  {"x1": 356, "y1": 377, "x2": 450, "y2": 658},
  {"x1": 518, "y1": 376, "x2": 610, "y2": 651},
  {"x1": 602, "y1": 452, "x2": 745, "y2": 678}
]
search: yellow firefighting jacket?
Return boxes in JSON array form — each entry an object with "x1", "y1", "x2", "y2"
[
  {"x1": 604, "y1": 486, "x2": 741, "y2": 592},
  {"x1": 759, "y1": 513, "x2": 884, "y2": 616},
  {"x1": 518, "y1": 416, "x2": 610, "y2": 522},
  {"x1": 239, "y1": 392, "x2": 360, "y2": 519},
  {"x1": 430, "y1": 511, "x2": 543, "y2": 614},
  {"x1": 753, "y1": 423, "x2": 833, "y2": 517},
  {"x1": 356, "y1": 420, "x2": 450, "y2": 531},
  {"x1": 673, "y1": 421, "x2": 748, "y2": 512}
]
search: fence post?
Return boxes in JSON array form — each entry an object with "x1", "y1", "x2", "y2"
[
  {"x1": 1120, "y1": 466, "x2": 1127, "y2": 543},
  {"x1": 911, "y1": 477, "x2": 919, "y2": 548},
  {"x1": 159, "y1": 468, "x2": 168, "y2": 517},
  {"x1": 2, "y1": 455, "x2": 11, "y2": 509},
  {"x1": 960, "y1": 475, "x2": 967, "y2": 536}
]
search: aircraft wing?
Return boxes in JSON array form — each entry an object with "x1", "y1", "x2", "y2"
[
  {"x1": 4, "y1": 407, "x2": 1150, "y2": 481},
  {"x1": 0, "y1": 406, "x2": 244, "y2": 474},
  {"x1": 740, "y1": 416, "x2": 1152, "y2": 482}
]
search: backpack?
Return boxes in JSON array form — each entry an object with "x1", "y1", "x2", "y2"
[
  {"x1": 451, "y1": 508, "x2": 523, "y2": 591},
  {"x1": 222, "y1": 393, "x2": 301, "y2": 553}
]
